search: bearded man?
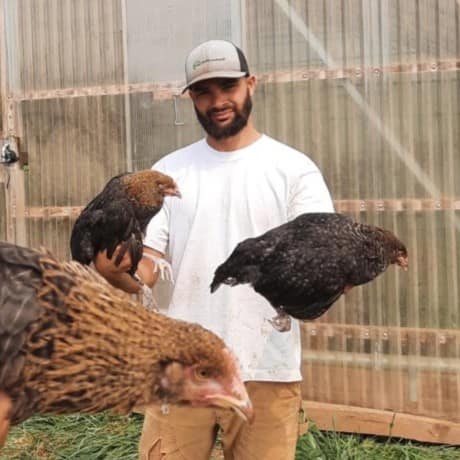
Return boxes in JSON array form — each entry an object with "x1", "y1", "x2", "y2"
[{"x1": 96, "y1": 40, "x2": 334, "y2": 460}]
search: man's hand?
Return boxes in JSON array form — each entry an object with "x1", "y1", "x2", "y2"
[
  {"x1": 0, "y1": 392, "x2": 11, "y2": 448},
  {"x1": 93, "y1": 246, "x2": 141, "y2": 294}
]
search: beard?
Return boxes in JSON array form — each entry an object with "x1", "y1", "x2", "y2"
[{"x1": 194, "y1": 91, "x2": 253, "y2": 140}]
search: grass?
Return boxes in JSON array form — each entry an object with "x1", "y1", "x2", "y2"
[
  {"x1": 295, "y1": 425, "x2": 460, "y2": 460},
  {"x1": 1, "y1": 414, "x2": 142, "y2": 460},
  {"x1": 2, "y1": 414, "x2": 459, "y2": 460}
]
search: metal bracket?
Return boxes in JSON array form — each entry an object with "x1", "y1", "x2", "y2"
[
  {"x1": 173, "y1": 93, "x2": 185, "y2": 126},
  {"x1": 1, "y1": 141, "x2": 19, "y2": 165}
]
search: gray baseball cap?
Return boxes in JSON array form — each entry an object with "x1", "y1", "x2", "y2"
[{"x1": 183, "y1": 40, "x2": 249, "y2": 93}]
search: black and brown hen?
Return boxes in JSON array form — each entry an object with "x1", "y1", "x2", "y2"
[
  {"x1": 0, "y1": 241, "x2": 253, "y2": 438},
  {"x1": 70, "y1": 170, "x2": 180, "y2": 276},
  {"x1": 210, "y1": 213, "x2": 408, "y2": 332}
]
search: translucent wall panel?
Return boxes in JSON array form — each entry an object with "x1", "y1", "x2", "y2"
[
  {"x1": 125, "y1": 0, "x2": 243, "y2": 83},
  {"x1": 4, "y1": 0, "x2": 124, "y2": 93},
  {"x1": 0, "y1": 0, "x2": 458, "y2": 430}
]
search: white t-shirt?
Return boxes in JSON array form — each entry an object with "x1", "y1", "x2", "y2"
[{"x1": 145, "y1": 134, "x2": 334, "y2": 382}]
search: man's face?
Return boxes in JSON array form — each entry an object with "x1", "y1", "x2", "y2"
[{"x1": 189, "y1": 77, "x2": 256, "y2": 140}]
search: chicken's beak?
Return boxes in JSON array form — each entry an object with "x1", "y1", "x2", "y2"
[
  {"x1": 164, "y1": 186, "x2": 181, "y2": 198},
  {"x1": 397, "y1": 255, "x2": 409, "y2": 271},
  {"x1": 205, "y1": 381, "x2": 254, "y2": 423}
]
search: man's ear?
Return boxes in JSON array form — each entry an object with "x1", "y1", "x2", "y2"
[{"x1": 247, "y1": 75, "x2": 257, "y2": 96}]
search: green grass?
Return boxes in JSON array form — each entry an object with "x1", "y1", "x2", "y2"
[
  {"x1": 1, "y1": 414, "x2": 143, "y2": 460},
  {"x1": 2, "y1": 414, "x2": 459, "y2": 460},
  {"x1": 296, "y1": 425, "x2": 460, "y2": 460}
]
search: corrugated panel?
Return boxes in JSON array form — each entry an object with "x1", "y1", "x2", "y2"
[
  {"x1": 0, "y1": 0, "x2": 458, "y2": 434},
  {"x1": 125, "y1": 0, "x2": 241, "y2": 84},
  {"x1": 244, "y1": 0, "x2": 460, "y2": 427},
  {"x1": 5, "y1": 0, "x2": 124, "y2": 93},
  {"x1": 21, "y1": 96, "x2": 126, "y2": 207}
]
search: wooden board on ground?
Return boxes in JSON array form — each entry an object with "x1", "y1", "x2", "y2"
[{"x1": 303, "y1": 400, "x2": 460, "y2": 445}]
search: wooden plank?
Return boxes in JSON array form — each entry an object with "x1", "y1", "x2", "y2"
[
  {"x1": 302, "y1": 349, "x2": 460, "y2": 372},
  {"x1": 12, "y1": 197, "x2": 460, "y2": 219},
  {"x1": 0, "y1": 178, "x2": 6, "y2": 241},
  {"x1": 301, "y1": 322, "x2": 460, "y2": 343},
  {"x1": 8, "y1": 58, "x2": 460, "y2": 102},
  {"x1": 302, "y1": 400, "x2": 460, "y2": 445},
  {"x1": 1, "y1": 161, "x2": 27, "y2": 245},
  {"x1": 301, "y1": 363, "x2": 460, "y2": 424},
  {"x1": 9, "y1": 164, "x2": 27, "y2": 245},
  {"x1": 334, "y1": 197, "x2": 460, "y2": 212}
]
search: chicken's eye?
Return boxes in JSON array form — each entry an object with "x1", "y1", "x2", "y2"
[{"x1": 195, "y1": 368, "x2": 210, "y2": 379}]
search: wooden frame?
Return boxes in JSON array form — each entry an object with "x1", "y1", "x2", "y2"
[
  {"x1": 7, "y1": 58, "x2": 460, "y2": 103},
  {"x1": 302, "y1": 401, "x2": 460, "y2": 445},
  {"x1": 5, "y1": 197, "x2": 460, "y2": 220}
]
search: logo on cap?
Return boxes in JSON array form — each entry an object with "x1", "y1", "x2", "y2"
[{"x1": 192, "y1": 57, "x2": 226, "y2": 70}]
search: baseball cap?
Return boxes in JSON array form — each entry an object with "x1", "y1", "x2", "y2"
[{"x1": 182, "y1": 40, "x2": 249, "y2": 93}]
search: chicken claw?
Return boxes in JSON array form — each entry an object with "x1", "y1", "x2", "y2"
[
  {"x1": 268, "y1": 311, "x2": 292, "y2": 332},
  {"x1": 142, "y1": 253, "x2": 174, "y2": 283}
]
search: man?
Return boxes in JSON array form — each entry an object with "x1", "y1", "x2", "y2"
[{"x1": 96, "y1": 39, "x2": 334, "y2": 459}]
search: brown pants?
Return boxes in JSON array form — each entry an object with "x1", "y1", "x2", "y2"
[{"x1": 139, "y1": 381, "x2": 305, "y2": 460}]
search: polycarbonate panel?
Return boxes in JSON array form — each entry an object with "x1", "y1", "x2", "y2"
[
  {"x1": 241, "y1": 0, "x2": 459, "y2": 425},
  {"x1": 3, "y1": 0, "x2": 124, "y2": 93},
  {"x1": 0, "y1": 0, "x2": 458, "y2": 432},
  {"x1": 125, "y1": 0, "x2": 243, "y2": 83}
]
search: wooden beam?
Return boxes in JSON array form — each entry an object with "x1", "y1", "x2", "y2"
[
  {"x1": 302, "y1": 350, "x2": 460, "y2": 372},
  {"x1": 301, "y1": 322, "x2": 460, "y2": 343},
  {"x1": 301, "y1": 363, "x2": 460, "y2": 425},
  {"x1": 1, "y1": 161, "x2": 27, "y2": 245},
  {"x1": 9, "y1": 58, "x2": 460, "y2": 102},
  {"x1": 334, "y1": 197, "x2": 460, "y2": 213},
  {"x1": 302, "y1": 400, "x2": 460, "y2": 445},
  {"x1": 13, "y1": 197, "x2": 460, "y2": 220},
  {"x1": 23, "y1": 206, "x2": 83, "y2": 219}
]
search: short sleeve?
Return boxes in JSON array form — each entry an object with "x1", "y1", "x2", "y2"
[
  {"x1": 288, "y1": 169, "x2": 335, "y2": 220},
  {"x1": 144, "y1": 204, "x2": 169, "y2": 253}
]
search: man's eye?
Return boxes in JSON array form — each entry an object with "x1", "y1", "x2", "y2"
[{"x1": 191, "y1": 87, "x2": 207, "y2": 95}]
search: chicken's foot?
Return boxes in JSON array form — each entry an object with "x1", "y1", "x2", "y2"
[
  {"x1": 268, "y1": 310, "x2": 292, "y2": 332},
  {"x1": 142, "y1": 253, "x2": 174, "y2": 282}
]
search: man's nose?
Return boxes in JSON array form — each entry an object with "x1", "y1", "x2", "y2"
[{"x1": 210, "y1": 89, "x2": 227, "y2": 108}]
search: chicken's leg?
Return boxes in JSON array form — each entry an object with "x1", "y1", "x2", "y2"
[
  {"x1": 138, "y1": 253, "x2": 174, "y2": 312},
  {"x1": 142, "y1": 253, "x2": 174, "y2": 282},
  {"x1": 268, "y1": 308, "x2": 292, "y2": 332}
]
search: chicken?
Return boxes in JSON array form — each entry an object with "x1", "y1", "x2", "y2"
[
  {"x1": 0, "y1": 242, "x2": 253, "y2": 434},
  {"x1": 210, "y1": 213, "x2": 408, "y2": 332},
  {"x1": 70, "y1": 170, "x2": 180, "y2": 278}
]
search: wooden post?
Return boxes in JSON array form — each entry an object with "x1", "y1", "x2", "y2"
[{"x1": 1, "y1": 138, "x2": 27, "y2": 245}]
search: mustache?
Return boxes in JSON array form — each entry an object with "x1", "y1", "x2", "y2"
[{"x1": 207, "y1": 106, "x2": 233, "y2": 115}]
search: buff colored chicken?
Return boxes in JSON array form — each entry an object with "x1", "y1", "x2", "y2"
[{"x1": 0, "y1": 242, "x2": 252, "y2": 447}]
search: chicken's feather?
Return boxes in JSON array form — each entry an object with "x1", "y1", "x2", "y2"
[
  {"x1": 211, "y1": 213, "x2": 408, "y2": 327},
  {"x1": 0, "y1": 242, "x2": 252, "y2": 426},
  {"x1": 70, "y1": 170, "x2": 180, "y2": 275}
]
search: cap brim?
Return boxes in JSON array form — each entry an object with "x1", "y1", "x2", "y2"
[{"x1": 181, "y1": 70, "x2": 248, "y2": 94}]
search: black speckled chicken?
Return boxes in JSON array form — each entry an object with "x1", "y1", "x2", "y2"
[
  {"x1": 70, "y1": 170, "x2": 180, "y2": 276},
  {"x1": 210, "y1": 213, "x2": 408, "y2": 332},
  {"x1": 0, "y1": 241, "x2": 253, "y2": 436}
]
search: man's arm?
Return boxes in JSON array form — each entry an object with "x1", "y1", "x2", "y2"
[{"x1": 93, "y1": 246, "x2": 164, "y2": 293}]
